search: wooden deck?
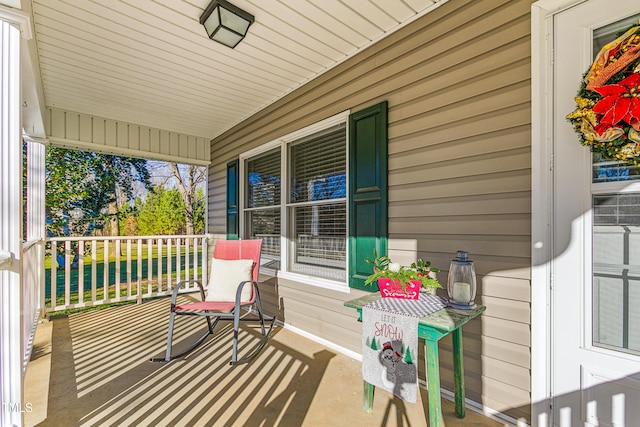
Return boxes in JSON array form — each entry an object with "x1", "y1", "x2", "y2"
[{"x1": 25, "y1": 297, "x2": 509, "y2": 426}]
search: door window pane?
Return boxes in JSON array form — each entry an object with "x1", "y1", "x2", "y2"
[
  {"x1": 592, "y1": 15, "x2": 640, "y2": 54},
  {"x1": 593, "y1": 193, "x2": 640, "y2": 355},
  {"x1": 591, "y1": 14, "x2": 640, "y2": 184},
  {"x1": 593, "y1": 154, "x2": 640, "y2": 183},
  {"x1": 591, "y1": 16, "x2": 640, "y2": 355}
]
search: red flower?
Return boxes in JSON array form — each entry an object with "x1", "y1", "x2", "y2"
[{"x1": 592, "y1": 73, "x2": 640, "y2": 131}]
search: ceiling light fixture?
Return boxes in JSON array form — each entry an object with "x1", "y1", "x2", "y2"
[{"x1": 199, "y1": 0, "x2": 254, "y2": 49}]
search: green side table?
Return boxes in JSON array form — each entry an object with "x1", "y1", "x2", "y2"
[{"x1": 344, "y1": 293, "x2": 485, "y2": 427}]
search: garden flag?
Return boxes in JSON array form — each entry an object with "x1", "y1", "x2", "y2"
[{"x1": 361, "y1": 295, "x2": 447, "y2": 403}]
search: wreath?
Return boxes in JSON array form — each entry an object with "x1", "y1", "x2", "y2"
[{"x1": 567, "y1": 22, "x2": 640, "y2": 165}]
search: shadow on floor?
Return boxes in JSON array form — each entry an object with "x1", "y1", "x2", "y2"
[{"x1": 28, "y1": 297, "x2": 507, "y2": 427}]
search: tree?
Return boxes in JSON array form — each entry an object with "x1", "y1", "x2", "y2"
[
  {"x1": 100, "y1": 155, "x2": 151, "y2": 238},
  {"x1": 192, "y1": 187, "x2": 206, "y2": 234},
  {"x1": 45, "y1": 147, "x2": 151, "y2": 237},
  {"x1": 46, "y1": 147, "x2": 99, "y2": 236},
  {"x1": 136, "y1": 186, "x2": 205, "y2": 236},
  {"x1": 118, "y1": 200, "x2": 139, "y2": 236},
  {"x1": 168, "y1": 163, "x2": 206, "y2": 235},
  {"x1": 137, "y1": 187, "x2": 185, "y2": 235}
]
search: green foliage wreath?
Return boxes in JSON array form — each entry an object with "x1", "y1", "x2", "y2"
[{"x1": 567, "y1": 22, "x2": 640, "y2": 165}]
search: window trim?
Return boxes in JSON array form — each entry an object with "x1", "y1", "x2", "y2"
[{"x1": 239, "y1": 110, "x2": 350, "y2": 290}]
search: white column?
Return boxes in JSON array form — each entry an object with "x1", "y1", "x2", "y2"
[
  {"x1": 25, "y1": 138, "x2": 47, "y2": 314},
  {"x1": 0, "y1": 6, "x2": 34, "y2": 425},
  {"x1": 0, "y1": 17, "x2": 25, "y2": 427}
]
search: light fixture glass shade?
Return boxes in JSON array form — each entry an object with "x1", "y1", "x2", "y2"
[
  {"x1": 202, "y1": 10, "x2": 220, "y2": 37},
  {"x1": 219, "y1": 6, "x2": 251, "y2": 35},
  {"x1": 200, "y1": 0, "x2": 254, "y2": 48},
  {"x1": 446, "y1": 250, "x2": 477, "y2": 310},
  {"x1": 211, "y1": 27, "x2": 244, "y2": 48}
]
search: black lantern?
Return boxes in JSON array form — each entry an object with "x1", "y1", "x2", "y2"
[
  {"x1": 200, "y1": 0, "x2": 254, "y2": 48},
  {"x1": 446, "y1": 251, "x2": 477, "y2": 310}
]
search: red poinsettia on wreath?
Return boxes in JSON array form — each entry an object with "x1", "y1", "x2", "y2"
[
  {"x1": 567, "y1": 22, "x2": 640, "y2": 164},
  {"x1": 592, "y1": 73, "x2": 640, "y2": 131}
]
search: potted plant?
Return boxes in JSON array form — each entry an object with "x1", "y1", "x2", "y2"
[{"x1": 365, "y1": 250, "x2": 441, "y2": 299}]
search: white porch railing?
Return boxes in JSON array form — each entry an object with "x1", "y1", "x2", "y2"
[
  {"x1": 45, "y1": 234, "x2": 210, "y2": 312},
  {"x1": 0, "y1": 249, "x2": 11, "y2": 268},
  {"x1": 22, "y1": 239, "x2": 43, "y2": 371},
  {"x1": 0, "y1": 241, "x2": 43, "y2": 374}
]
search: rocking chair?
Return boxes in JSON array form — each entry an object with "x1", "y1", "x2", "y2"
[{"x1": 153, "y1": 239, "x2": 276, "y2": 365}]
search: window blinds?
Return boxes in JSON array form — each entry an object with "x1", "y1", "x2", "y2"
[{"x1": 289, "y1": 124, "x2": 346, "y2": 204}]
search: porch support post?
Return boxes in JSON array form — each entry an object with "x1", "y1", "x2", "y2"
[
  {"x1": 25, "y1": 138, "x2": 47, "y2": 316},
  {"x1": 0, "y1": 14, "x2": 27, "y2": 427}
]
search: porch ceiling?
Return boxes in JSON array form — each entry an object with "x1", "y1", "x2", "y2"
[{"x1": 17, "y1": 0, "x2": 446, "y2": 141}]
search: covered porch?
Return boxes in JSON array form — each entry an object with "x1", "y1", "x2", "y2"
[
  {"x1": 1, "y1": 0, "x2": 538, "y2": 425},
  {"x1": 24, "y1": 297, "x2": 503, "y2": 426}
]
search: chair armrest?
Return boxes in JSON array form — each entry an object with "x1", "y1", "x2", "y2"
[
  {"x1": 234, "y1": 280, "x2": 259, "y2": 306},
  {"x1": 171, "y1": 279, "x2": 205, "y2": 306}
]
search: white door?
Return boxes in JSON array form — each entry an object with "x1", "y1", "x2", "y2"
[{"x1": 553, "y1": 2, "x2": 640, "y2": 426}]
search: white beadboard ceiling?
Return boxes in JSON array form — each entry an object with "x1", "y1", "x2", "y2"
[{"x1": 23, "y1": 0, "x2": 445, "y2": 140}]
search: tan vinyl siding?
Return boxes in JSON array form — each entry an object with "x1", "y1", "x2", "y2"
[
  {"x1": 208, "y1": 0, "x2": 533, "y2": 422},
  {"x1": 46, "y1": 107, "x2": 210, "y2": 165}
]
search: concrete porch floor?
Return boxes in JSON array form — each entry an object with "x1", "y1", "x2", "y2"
[{"x1": 25, "y1": 297, "x2": 509, "y2": 426}]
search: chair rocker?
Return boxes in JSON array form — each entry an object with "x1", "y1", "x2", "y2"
[{"x1": 153, "y1": 239, "x2": 275, "y2": 365}]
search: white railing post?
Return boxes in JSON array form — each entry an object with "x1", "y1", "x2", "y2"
[
  {"x1": 78, "y1": 240, "x2": 84, "y2": 305},
  {"x1": 147, "y1": 238, "x2": 152, "y2": 295},
  {"x1": 103, "y1": 239, "x2": 109, "y2": 301},
  {"x1": 203, "y1": 235, "x2": 211, "y2": 285},
  {"x1": 126, "y1": 238, "x2": 132, "y2": 297},
  {"x1": 115, "y1": 239, "x2": 121, "y2": 300},
  {"x1": 185, "y1": 237, "x2": 190, "y2": 282},
  {"x1": 158, "y1": 238, "x2": 163, "y2": 292},
  {"x1": 64, "y1": 240, "x2": 71, "y2": 307},
  {"x1": 176, "y1": 237, "x2": 182, "y2": 284},
  {"x1": 91, "y1": 240, "x2": 97, "y2": 302},
  {"x1": 193, "y1": 237, "x2": 199, "y2": 282},
  {"x1": 50, "y1": 241, "x2": 57, "y2": 309},
  {"x1": 167, "y1": 238, "x2": 172, "y2": 290},
  {"x1": 137, "y1": 238, "x2": 142, "y2": 303}
]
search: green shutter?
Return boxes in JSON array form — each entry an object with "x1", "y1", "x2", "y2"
[
  {"x1": 226, "y1": 159, "x2": 239, "y2": 240},
  {"x1": 348, "y1": 101, "x2": 388, "y2": 290}
]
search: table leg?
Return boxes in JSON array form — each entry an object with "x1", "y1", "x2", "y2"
[
  {"x1": 452, "y1": 328, "x2": 466, "y2": 418},
  {"x1": 363, "y1": 380, "x2": 375, "y2": 413},
  {"x1": 424, "y1": 338, "x2": 443, "y2": 427}
]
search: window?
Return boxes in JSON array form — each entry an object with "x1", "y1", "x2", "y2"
[
  {"x1": 230, "y1": 102, "x2": 387, "y2": 290},
  {"x1": 590, "y1": 16, "x2": 640, "y2": 356},
  {"x1": 288, "y1": 125, "x2": 347, "y2": 280},
  {"x1": 241, "y1": 113, "x2": 348, "y2": 284},
  {"x1": 245, "y1": 148, "x2": 281, "y2": 259},
  {"x1": 592, "y1": 192, "x2": 640, "y2": 355}
]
